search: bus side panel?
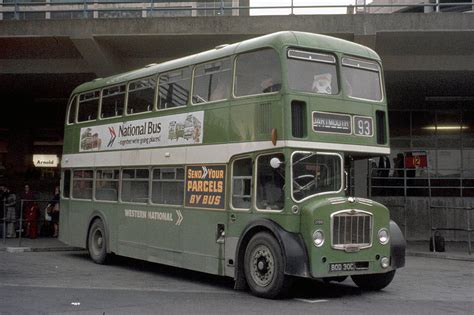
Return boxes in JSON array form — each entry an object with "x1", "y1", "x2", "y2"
[
  {"x1": 229, "y1": 95, "x2": 283, "y2": 142},
  {"x1": 66, "y1": 200, "x2": 95, "y2": 249},
  {"x1": 180, "y1": 208, "x2": 227, "y2": 275},
  {"x1": 146, "y1": 206, "x2": 182, "y2": 268},
  {"x1": 116, "y1": 204, "x2": 149, "y2": 262},
  {"x1": 58, "y1": 199, "x2": 71, "y2": 246}
]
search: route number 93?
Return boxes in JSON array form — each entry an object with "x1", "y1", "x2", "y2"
[{"x1": 354, "y1": 117, "x2": 373, "y2": 136}]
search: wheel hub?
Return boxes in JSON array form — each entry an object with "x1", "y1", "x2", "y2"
[
  {"x1": 257, "y1": 258, "x2": 268, "y2": 273},
  {"x1": 250, "y1": 245, "x2": 274, "y2": 287}
]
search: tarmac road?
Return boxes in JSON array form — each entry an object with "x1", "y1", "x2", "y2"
[{"x1": 0, "y1": 251, "x2": 472, "y2": 314}]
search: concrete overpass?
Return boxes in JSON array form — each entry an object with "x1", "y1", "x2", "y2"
[{"x1": 1, "y1": 13, "x2": 473, "y2": 97}]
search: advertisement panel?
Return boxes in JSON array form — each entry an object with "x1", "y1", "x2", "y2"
[
  {"x1": 79, "y1": 111, "x2": 204, "y2": 152},
  {"x1": 185, "y1": 164, "x2": 226, "y2": 210}
]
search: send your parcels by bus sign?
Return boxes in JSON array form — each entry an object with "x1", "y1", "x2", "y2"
[
  {"x1": 186, "y1": 165, "x2": 226, "y2": 209},
  {"x1": 79, "y1": 111, "x2": 204, "y2": 152}
]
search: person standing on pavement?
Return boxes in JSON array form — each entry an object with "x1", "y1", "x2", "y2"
[
  {"x1": 47, "y1": 186, "x2": 60, "y2": 237},
  {"x1": 5, "y1": 186, "x2": 17, "y2": 238},
  {"x1": 0, "y1": 185, "x2": 6, "y2": 237},
  {"x1": 21, "y1": 184, "x2": 36, "y2": 212},
  {"x1": 21, "y1": 184, "x2": 38, "y2": 238}
]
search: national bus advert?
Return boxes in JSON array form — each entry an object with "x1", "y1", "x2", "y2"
[{"x1": 185, "y1": 164, "x2": 226, "y2": 209}]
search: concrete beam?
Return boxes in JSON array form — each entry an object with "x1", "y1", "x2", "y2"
[
  {"x1": 382, "y1": 55, "x2": 474, "y2": 71},
  {"x1": 354, "y1": 34, "x2": 376, "y2": 50},
  {"x1": 0, "y1": 13, "x2": 472, "y2": 38},
  {"x1": 70, "y1": 36, "x2": 125, "y2": 77},
  {"x1": 0, "y1": 59, "x2": 91, "y2": 74}
]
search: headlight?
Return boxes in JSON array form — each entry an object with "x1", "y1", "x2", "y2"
[
  {"x1": 378, "y1": 228, "x2": 390, "y2": 245},
  {"x1": 312, "y1": 230, "x2": 325, "y2": 247}
]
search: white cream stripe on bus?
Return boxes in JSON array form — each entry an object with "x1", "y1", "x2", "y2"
[{"x1": 62, "y1": 140, "x2": 390, "y2": 168}]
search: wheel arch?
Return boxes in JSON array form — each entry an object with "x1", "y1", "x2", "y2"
[
  {"x1": 86, "y1": 210, "x2": 111, "y2": 253},
  {"x1": 389, "y1": 220, "x2": 406, "y2": 269},
  {"x1": 233, "y1": 219, "x2": 309, "y2": 290}
]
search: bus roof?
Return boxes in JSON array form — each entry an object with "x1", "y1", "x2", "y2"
[{"x1": 72, "y1": 31, "x2": 381, "y2": 94}]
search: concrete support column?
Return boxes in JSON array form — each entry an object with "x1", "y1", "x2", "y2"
[
  {"x1": 45, "y1": 0, "x2": 51, "y2": 19},
  {"x1": 71, "y1": 36, "x2": 125, "y2": 77}
]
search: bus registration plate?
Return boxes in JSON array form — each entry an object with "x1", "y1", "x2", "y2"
[{"x1": 329, "y1": 262, "x2": 355, "y2": 272}]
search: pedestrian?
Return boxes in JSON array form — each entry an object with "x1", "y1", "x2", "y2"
[
  {"x1": 21, "y1": 184, "x2": 38, "y2": 238},
  {"x1": 0, "y1": 185, "x2": 6, "y2": 238},
  {"x1": 5, "y1": 186, "x2": 17, "y2": 238},
  {"x1": 377, "y1": 156, "x2": 390, "y2": 177},
  {"x1": 393, "y1": 153, "x2": 405, "y2": 178},
  {"x1": 47, "y1": 186, "x2": 60, "y2": 237},
  {"x1": 21, "y1": 184, "x2": 36, "y2": 211}
]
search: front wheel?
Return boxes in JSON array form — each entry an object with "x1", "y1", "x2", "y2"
[
  {"x1": 351, "y1": 270, "x2": 396, "y2": 291},
  {"x1": 88, "y1": 219, "x2": 109, "y2": 264},
  {"x1": 244, "y1": 232, "x2": 291, "y2": 299}
]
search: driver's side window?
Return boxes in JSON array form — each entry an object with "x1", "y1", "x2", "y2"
[{"x1": 256, "y1": 153, "x2": 285, "y2": 210}]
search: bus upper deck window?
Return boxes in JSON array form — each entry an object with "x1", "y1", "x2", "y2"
[
  {"x1": 287, "y1": 49, "x2": 339, "y2": 95},
  {"x1": 193, "y1": 58, "x2": 231, "y2": 104},
  {"x1": 78, "y1": 91, "x2": 100, "y2": 122},
  {"x1": 234, "y1": 49, "x2": 282, "y2": 97},
  {"x1": 101, "y1": 85, "x2": 125, "y2": 119},
  {"x1": 342, "y1": 57, "x2": 382, "y2": 101},
  {"x1": 127, "y1": 77, "x2": 156, "y2": 114},
  {"x1": 158, "y1": 68, "x2": 191, "y2": 110}
]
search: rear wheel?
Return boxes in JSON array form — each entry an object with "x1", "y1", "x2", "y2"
[
  {"x1": 88, "y1": 219, "x2": 109, "y2": 264},
  {"x1": 244, "y1": 232, "x2": 290, "y2": 299},
  {"x1": 351, "y1": 270, "x2": 396, "y2": 291}
]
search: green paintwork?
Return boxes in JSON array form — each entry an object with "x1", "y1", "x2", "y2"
[
  {"x1": 60, "y1": 31, "x2": 398, "y2": 283},
  {"x1": 63, "y1": 31, "x2": 388, "y2": 155}
]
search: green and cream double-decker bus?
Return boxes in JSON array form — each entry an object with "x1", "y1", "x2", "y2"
[{"x1": 60, "y1": 31, "x2": 405, "y2": 298}]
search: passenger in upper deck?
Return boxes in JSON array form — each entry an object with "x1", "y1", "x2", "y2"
[
  {"x1": 210, "y1": 76, "x2": 230, "y2": 101},
  {"x1": 312, "y1": 73, "x2": 333, "y2": 94},
  {"x1": 260, "y1": 76, "x2": 281, "y2": 94}
]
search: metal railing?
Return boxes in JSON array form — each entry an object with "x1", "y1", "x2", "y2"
[
  {"x1": 369, "y1": 167, "x2": 474, "y2": 198},
  {"x1": 0, "y1": 1, "x2": 473, "y2": 20},
  {"x1": 1, "y1": 199, "x2": 57, "y2": 247},
  {"x1": 429, "y1": 204, "x2": 473, "y2": 254}
]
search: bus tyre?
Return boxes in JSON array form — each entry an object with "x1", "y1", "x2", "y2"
[
  {"x1": 88, "y1": 219, "x2": 109, "y2": 264},
  {"x1": 244, "y1": 232, "x2": 290, "y2": 299},
  {"x1": 351, "y1": 270, "x2": 396, "y2": 291}
]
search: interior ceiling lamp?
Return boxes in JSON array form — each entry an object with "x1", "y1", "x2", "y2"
[{"x1": 422, "y1": 126, "x2": 469, "y2": 131}]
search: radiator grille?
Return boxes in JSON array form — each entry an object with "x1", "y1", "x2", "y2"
[{"x1": 332, "y1": 210, "x2": 372, "y2": 250}]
